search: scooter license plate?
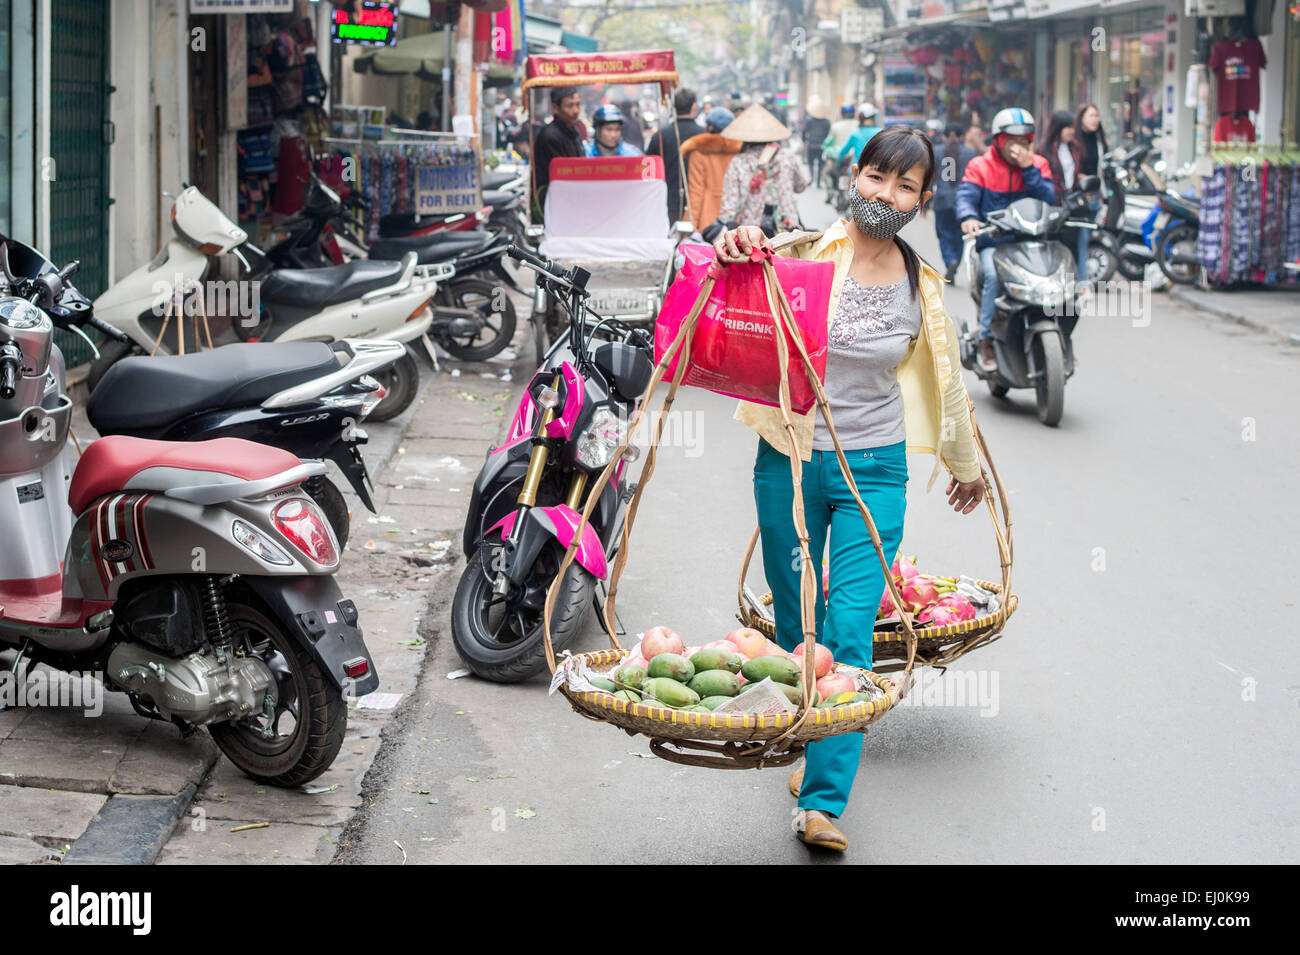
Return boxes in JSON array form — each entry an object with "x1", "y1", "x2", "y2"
[{"x1": 587, "y1": 288, "x2": 652, "y2": 318}]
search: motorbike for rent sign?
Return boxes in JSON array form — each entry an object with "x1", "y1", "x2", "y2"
[{"x1": 415, "y1": 161, "x2": 483, "y2": 215}]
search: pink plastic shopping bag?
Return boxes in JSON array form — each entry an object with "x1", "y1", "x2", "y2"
[{"x1": 654, "y1": 243, "x2": 832, "y2": 414}]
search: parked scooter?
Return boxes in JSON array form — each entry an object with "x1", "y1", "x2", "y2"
[
  {"x1": 0, "y1": 239, "x2": 378, "y2": 787},
  {"x1": 451, "y1": 244, "x2": 655, "y2": 682},
  {"x1": 268, "y1": 176, "x2": 518, "y2": 363},
  {"x1": 87, "y1": 339, "x2": 404, "y2": 548},
  {"x1": 1098, "y1": 144, "x2": 1162, "y2": 281},
  {"x1": 959, "y1": 197, "x2": 1088, "y2": 427},
  {"x1": 90, "y1": 186, "x2": 447, "y2": 422},
  {"x1": 1151, "y1": 190, "x2": 1201, "y2": 286}
]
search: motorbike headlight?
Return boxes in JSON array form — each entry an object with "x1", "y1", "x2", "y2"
[
  {"x1": 999, "y1": 260, "x2": 1067, "y2": 309},
  {"x1": 576, "y1": 407, "x2": 626, "y2": 470}
]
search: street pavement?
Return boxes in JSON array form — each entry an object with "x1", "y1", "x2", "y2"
[{"x1": 336, "y1": 184, "x2": 1300, "y2": 864}]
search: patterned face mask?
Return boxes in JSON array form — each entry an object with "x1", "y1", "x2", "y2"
[{"x1": 847, "y1": 185, "x2": 919, "y2": 239}]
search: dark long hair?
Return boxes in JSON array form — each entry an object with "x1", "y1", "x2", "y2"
[
  {"x1": 1074, "y1": 102, "x2": 1109, "y2": 152},
  {"x1": 1039, "y1": 110, "x2": 1075, "y2": 152},
  {"x1": 854, "y1": 124, "x2": 937, "y2": 298}
]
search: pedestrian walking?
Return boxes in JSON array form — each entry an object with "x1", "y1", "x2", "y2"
[
  {"x1": 718, "y1": 104, "x2": 809, "y2": 236},
  {"x1": 713, "y1": 124, "x2": 987, "y2": 852},
  {"x1": 802, "y1": 97, "x2": 832, "y2": 193},
  {"x1": 932, "y1": 122, "x2": 976, "y2": 282},
  {"x1": 961, "y1": 111, "x2": 986, "y2": 153},
  {"x1": 681, "y1": 107, "x2": 741, "y2": 233},
  {"x1": 1037, "y1": 109, "x2": 1090, "y2": 281},
  {"x1": 647, "y1": 87, "x2": 706, "y2": 224}
]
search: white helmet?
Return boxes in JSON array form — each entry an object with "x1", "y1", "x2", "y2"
[
  {"x1": 990, "y1": 107, "x2": 1035, "y2": 138},
  {"x1": 857, "y1": 102, "x2": 878, "y2": 121}
]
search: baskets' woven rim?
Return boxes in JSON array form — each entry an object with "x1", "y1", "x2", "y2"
[
  {"x1": 746, "y1": 580, "x2": 1016, "y2": 644},
  {"x1": 559, "y1": 649, "x2": 895, "y2": 734}
]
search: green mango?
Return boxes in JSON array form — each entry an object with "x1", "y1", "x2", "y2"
[
  {"x1": 590, "y1": 677, "x2": 618, "y2": 692},
  {"x1": 689, "y1": 649, "x2": 744, "y2": 674},
  {"x1": 612, "y1": 689, "x2": 642, "y2": 703},
  {"x1": 698, "y1": 696, "x2": 734, "y2": 711},
  {"x1": 741, "y1": 655, "x2": 802, "y2": 687},
  {"x1": 687, "y1": 670, "x2": 741, "y2": 699},
  {"x1": 646, "y1": 653, "x2": 695, "y2": 683},
  {"x1": 776, "y1": 682, "x2": 820, "y2": 707},
  {"x1": 640, "y1": 677, "x2": 700, "y2": 709},
  {"x1": 613, "y1": 663, "x2": 647, "y2": 690}
]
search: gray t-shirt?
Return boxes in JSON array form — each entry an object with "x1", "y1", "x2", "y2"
[{"x1": 811, "y1": 275, "x2": 922, "y2": 451}]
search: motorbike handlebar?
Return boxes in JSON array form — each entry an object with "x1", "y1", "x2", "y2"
[
  {"x1": 506, "y1": 243, "x2": 588, "y2": 293},
  {"x1": 0, "y1": 344, "x2": 20, "y2": 400},
  {"x1": 88, "y1": 313, "x2": 129, "y2": 342}
]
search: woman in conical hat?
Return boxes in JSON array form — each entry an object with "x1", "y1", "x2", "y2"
[{"x1": 717, "y1": 104, "x2": 808, "y2": 235}]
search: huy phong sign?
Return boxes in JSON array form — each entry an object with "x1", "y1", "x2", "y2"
[{"x1": 331, "y1": 2, "x2": 399, "y2": 46}]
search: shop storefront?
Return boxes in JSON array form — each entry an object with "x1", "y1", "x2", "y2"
[{"x1": 1100, "y1": 5, "x2": 1167, "y2": 145}]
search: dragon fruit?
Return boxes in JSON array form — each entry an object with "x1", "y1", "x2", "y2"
[
  {"x1": 878, "y1": 587, "x2": 901, "y2": 619},
  {"x1": 935, "y1": 593, "x2": 978, "y2": 620},
  {"x1": 900, "y1": 575, "x2": 939, "y2": 613},
  {"x1": 891, "y1": 553, "x2": 920, "y2": 580},
  {"x1": 918, "y1": 605, "x2": 964, "y2": 626}
]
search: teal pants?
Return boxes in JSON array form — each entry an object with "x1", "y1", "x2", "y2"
[{"x1": 752, "y1": 437, "x2": 907, "y2": 818}]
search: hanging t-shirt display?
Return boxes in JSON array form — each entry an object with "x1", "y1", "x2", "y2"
[
  {"x1": 1209, "y1": 37, "x2": 1266, "y2": 114},
  {"x1": 1213, "y1": 114, "x2": 1256, "y2": 144}
]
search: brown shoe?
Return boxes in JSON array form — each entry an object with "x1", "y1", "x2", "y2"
[
  {"x1": 978, "y1": 338, "x2": 998, "y2": 373},
  {"x1": 795, "y1": 810, "x2": 847, "y2": 851},
  {"x1": 788, "y1": 768, "x2": 803, "y2": 798}
]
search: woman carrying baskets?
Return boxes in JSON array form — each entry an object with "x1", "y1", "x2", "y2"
[{"x1": 713, "y1": 125, "x2": 987, "y2": 852}]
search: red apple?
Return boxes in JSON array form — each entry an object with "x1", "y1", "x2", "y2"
[
  {"x1": 724, "y1": 627, "x2": 767, "y2": 659},
  {"x1": 816, "y1": 672, "x2": 856, "y2": 699},
  {"x1": 792, "y1": 641, "x2": 834, "y2": 679},
  {"x1": 641, "y1": 626, "x2": 684, "y2": 659}
]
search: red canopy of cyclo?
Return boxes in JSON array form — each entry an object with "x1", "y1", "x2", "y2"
[{"x1": 521, "y1": 50, "x2": 678, "y2": 93}]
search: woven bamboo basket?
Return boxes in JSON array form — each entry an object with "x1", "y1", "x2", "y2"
[
  {"x1": 736, "y1": 395, "x2": 1018, "y2": 673},
  {"x1": 541, "y1": 242, "x2": 929, "y2": 770}
]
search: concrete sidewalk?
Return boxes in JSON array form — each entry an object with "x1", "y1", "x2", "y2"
[
  {"x1": 1166, "y1": 284, "x2": 1300, "y2": 345},
  {"x1": 1, "y1": 300, "x2": 530, "y2": 864}
]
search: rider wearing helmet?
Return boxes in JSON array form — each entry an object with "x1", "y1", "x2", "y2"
[
  {"x1": 820, "y1": 104, "x2": 860, "y2": 196},
  {"x1": 584, "y1": 104, "x2": 644, "y2": 157},
  {"x1": 956, "y1": 107, "x2": 1056, "y2": 372},
  {"x1": 838, "y1": 102, "x2": 882, "y2": 164}
]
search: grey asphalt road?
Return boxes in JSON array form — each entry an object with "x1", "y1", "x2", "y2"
[{"x1": 338, "y1": 180, "x2": 1300, "y2": 864}]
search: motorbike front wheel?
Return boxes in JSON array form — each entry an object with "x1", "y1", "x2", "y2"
[
  {"x1": 208, "y1": 595, "x2": 347, "y2": 787},
  {"x1": 1086, "y1": 242, "x2": 1118, "y2": 284},
  {"x1": 1155, "y1": 223, "x2": 1200, "y2": 286},
  {"x1": 1032, "y1": 333, "x2": 1066, "y2": 427},
  {"x1": 367, "y1": 347, "x2": 419, "y2": 422},
  {"x1": 1116, "y1": 250, "x2": 1147, "y2": 281},
  {"x1": 452, "y1": 539, "x2": 597, "y2": 683},
  {"x1": 437, "y1": 278, "x2": 518, "y2": 361}
]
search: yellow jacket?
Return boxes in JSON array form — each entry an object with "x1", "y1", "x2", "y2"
[{"x1": 733, "y1": 218, "x2": 982, "y2": 488}]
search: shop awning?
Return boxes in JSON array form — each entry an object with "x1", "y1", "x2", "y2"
[
  {"x1": 352, "y1": 29, "x2": 515, "y2": 81},
  {"x1": 524, "y1": 13, "x2": 597, "y2": 54}
]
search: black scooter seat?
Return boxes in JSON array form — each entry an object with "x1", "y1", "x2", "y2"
[
  {"x1": 482, "y1": 170, "x2": 519, "y2": 190},
  {"x1": 88, "y1": 342, "x2": 341, "y2": 435},
  {"x1": 482, "y1": 189, "x2": 521, "y2": 208},
  {"x1": 369, "y1": 230, "x2": 496, "y2": 265},
  {"x1": 259, "y1": 260, "x2": 404, "y2": 309}
]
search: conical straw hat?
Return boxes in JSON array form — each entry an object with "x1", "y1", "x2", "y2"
[
  {"x1": 721, "y1": 104, "x2": 792, "y2": 143},
  {"x1": 805, "y1": 96, "x2": 830, "y2": 120}
]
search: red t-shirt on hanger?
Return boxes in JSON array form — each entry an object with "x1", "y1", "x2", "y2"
[
  {"x1": 1213, "y1": 114, "x2": 1256, "y2": 143},
  {"x1": 1209, "y1": 38, "x2": 1266, "y2": 114}
]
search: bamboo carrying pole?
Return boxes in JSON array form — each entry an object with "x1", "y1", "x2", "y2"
[{"x1": 539, "y1": 243, "x2": 961, "y2": 762}]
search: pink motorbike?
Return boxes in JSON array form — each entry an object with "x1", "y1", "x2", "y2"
[{"x1": 451, "y1": 246, "x2": 654, "y2": 682}]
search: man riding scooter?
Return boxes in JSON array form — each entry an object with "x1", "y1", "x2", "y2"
[{"x1": 957, "y1": 107, "x2": 1056, "y2": 372}]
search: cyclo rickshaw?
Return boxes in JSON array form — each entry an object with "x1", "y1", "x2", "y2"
[{"x1": 521, "y1": 49, "x2": 696, "y2": 365}]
